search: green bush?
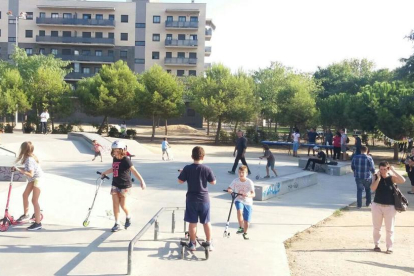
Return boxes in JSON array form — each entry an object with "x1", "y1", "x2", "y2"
[
  {"x1": 219, "y1": 130, "x2": 232, "y2": 143},
  {"x1": 126, "y1": 129, "x2": 137, "y2": 138},
  {"x1": 4, "y1": 124, "x2": 13, "y2": 133},
  {"x1": 0, "y1": 123, "x2": 3, "y2": 132},
  {"x1": 53, "y1": 123, "x2": 74, "y2": 134},
  {"x1": 23, "y1": 122, "x2": 35, "y2": 133},
  {"x1": 108, "y1": 127, "x2": 119, "y2": 137}
]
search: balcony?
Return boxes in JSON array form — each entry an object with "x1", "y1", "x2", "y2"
[
  {"x1": 205, "y1": 46, "x2": 211, "y2": 57},
  {"x1": 164, "y1": 57, "x2": 197, "y2": 66},
  {"x1": 165, "y1": 21, "x2": 198, "y2": 29},
  {"x1": 56, "y1": 54, "x2": 114, "y2": 63},
  {"x1": 36, "y1": 17, "x2": 115, "y2": 28},
  {"x1": 205, "y1": 28, "x2": 212, "y2": 41},
  {"x1": 65, "y1": 72, "x2": 95, "y2": 81},
  {"x1": 165, "y1": 39, "x2": 198, "y2": 48},
  {"x1": 36, "y1": 36, "x2": 115, "y2": 47}
]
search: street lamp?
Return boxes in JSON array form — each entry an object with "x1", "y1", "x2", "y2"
[{"x1": 6, "y1": 11, "x2": 27, "y2": 48}]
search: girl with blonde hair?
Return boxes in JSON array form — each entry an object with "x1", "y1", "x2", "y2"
[{"x1": 14, "y1": 141, "x2": 43, "y2": 230}]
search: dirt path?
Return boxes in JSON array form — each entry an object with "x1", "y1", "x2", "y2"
[{"x1": 285, "y1": 186, "x2": 414, "y2": 276}]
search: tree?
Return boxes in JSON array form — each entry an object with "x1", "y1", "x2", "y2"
[
  {"x1": 0, "y1": 68, "x2": 30, "y2": 119},
  {"x1": 139, "y1": 64, "x2": 185, "y2": 139},
  {"x1": 76, "y1": 60, "x2": 143, "y2": 134},
  {"x1": 317, "y1": 93, "x2": 351, "y2": 130}
]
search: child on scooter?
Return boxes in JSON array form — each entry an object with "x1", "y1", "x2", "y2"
[
  {"x1": 101, "y1": 140, "x2": 146, "y2": 232},
  {"x1": 259, "y1": 144, "x2": 278, "y2": 178},
  {"x1": 15, "y1": 141, "x2": 43, "y2": 230},
  {"x1": 227, "y1": 165, "x2": 255, "y2": 240},
  {"x1": 178, "y1": 146, "x2": 216, "y2": 251}
]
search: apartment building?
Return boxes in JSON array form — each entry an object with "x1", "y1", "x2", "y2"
[{"x1": 0, "y1": 0, "x2": 215, "y2": 83}]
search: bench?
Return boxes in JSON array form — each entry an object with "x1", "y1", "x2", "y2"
[
  {"x1": 253, "y1": 171, "x2": 317, "y2": 201},
  {"x1": 298, "y1": 158, "x2": 352, "y2": 176}
]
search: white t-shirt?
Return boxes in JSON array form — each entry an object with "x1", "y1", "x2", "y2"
[
  {"x1": 341, "y1": 134, "x2": 348, "y2": 145},
  {"x1": 229, "y1": 177, "x2": 255, "y2": 206},
  {"x1": 161, "y1": 141, "x2": 169, "y2": 150},
  {"x1": 40, "y1": 112, "x2": 49, "y2": 123},
  {"x1": 292, "y1": 133, "x2": 300, "y2": 142},
  {"x1": 24, "y1": 157, "x2": 43, "y2": 182}
]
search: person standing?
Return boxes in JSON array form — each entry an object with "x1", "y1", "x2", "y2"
[
  {"x1": 324, "y1": 129, "x2": 333, "y2": 158},
  {"x1": 340, "y1": 128, "x2": 348, "y2": 161},
  {"x1": 405, "y1": 147, "x2": 414, "y2": 194},
  {"x1": 354, "y1": 134, "x2": 362, "y2": 156},
  {"x1": 306, "y1": 128, "x2": 319, "y2": 156},
  {"x1": 228, "y1": 130, "x2": 251, "y2": 175},
  {"x1": 39, "y1": 109, "x2": 49, "y2": 135},
  {"x1": 161, "y1": 137, "x2": 171, "y2": 161},
  {"x1": 333, "y1": 131, "x2": 341, "y2": 160},
  {"x1": 351, "y1": 146, "x2": 375, "y2": 209},
  {"x1": 291, "y1": 128, "x2": 300, "y2": 157},
  {"x1": 370, "y1": 162, "x2": 405, "y2": 254}
]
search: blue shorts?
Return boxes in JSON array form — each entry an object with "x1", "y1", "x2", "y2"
[
  {"x1": 267, "y1": 160, "x2": 275, "y2": 169},
  {"x1": 184, "y1": 201, "x2": 210, "y2": 224},
  {"x1": 235, "y1": 201, "x2": 252, "y2": 222},
  {"x1": 293, "y1": 142, "x2": 299, "y2": 151}
]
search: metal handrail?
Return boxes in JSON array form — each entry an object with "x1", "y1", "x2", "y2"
[
  {"x1": 0, "y1": 147, "x2": 16, "y2": 157},
  {"x1": 127, "y1": 207, "x2": 186, "y2": 275}
]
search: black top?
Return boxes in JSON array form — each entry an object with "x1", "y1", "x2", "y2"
[
  {"x1": 373, "y1": 175, "x2": 395, "y2": 205},
  {"x1": 308, "y1": 132, "x2": 318, "y2": 143},
  {"x1": 405, "y1": 155, "x2": 414, "y2": 173},
  {"x1": 178, "y1": 163, "x2": 215, "y2": 203},
  {"x1": 317, "y1": 151, "x2": 326, "y2": 163},
  {"x1": 236, "y1": 136, "x2": 247, "y2": 153},
  {"x1": 112, "y1": 157, "x2": 133, "y2": 189},
  {"x1": 324, "y1": 132, "x2": 333, "y2": 144}
]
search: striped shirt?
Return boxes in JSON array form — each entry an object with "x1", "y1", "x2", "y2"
[{"x1": 351, "y1": 154, "x2": 375, "y2": 179}]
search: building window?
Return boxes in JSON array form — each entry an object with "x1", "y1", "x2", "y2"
[
  {"x1": 177, "y1": 52, "x2": 185, "y2": 58},
  {"x1": 153, "y1": 16, "x2": 161, "y2": 23},
  {"x1": 95, "y1": 67, "x2": 101, "y2": 74},
  {"x1": 135, "y1": 58, "x2": 145, "y2": 64},
  {"x1": 95, "y1": 50, "x2": 102, "y2": 56},
  {"x1": 166, "y1": 70, "x2": 171, "y2": 74},
  {"x1": 120, "y1": 33, "x2": 128, "y2": 41},
  {"x1": 39, "y1": 48, "x2": 45, "y2": 55},
  {"x1": 108, "y1": 32, "x2": 114, "y2": 39},
  {"x1": 8, "y1": 37, "x2": 16, "y2": 42},
  {"x1": 82, "y1": 32, "x2": 91, "y2": 38},
  {"x1": 178, "y1": 16, "x2": 186, "y2": 22},
  {"x1": 83, "y1": 67, "x2": 90, "y2": 74},
  {"x1": 189, "y1": 53, "x2": 197, "y2": 59},
  {"x1": 152, "y1": 34, "x2": 160, "y2": 41},
  {"x1": 74, "y1": 50, "x2": 79, "y2": 55},
  {"x1": 121, "y1": 15, "x2": 128, "y2": 22},
  {"x1": 39, "y1": 12, "x2": 46, "y2": 18},
  {"x1": 136, "y1": 23, "x2": 145, "y2": 28},
  {"x1": 178, "y1": 34, "x2": 185, "y2": 40},
  {"x1": 63, "y1": 13, "x2": 72, "y2": 19},
  {"x1": 83, "y1": 14, "x2": 91, "y2": 19},
  {"x1": 135, "y1": 41, "x2": 145, "y2": 46},
  {"x1": 0, "y1": 11, "x2": 2, "y2": 19},
  {"x1": 25, "y1": 48, "x2": 33, "y2": 55},
  {"x1": 189, "y1": 70, "x2": 197, "y2": 76},
  {"x1": 109, "y1": 14, "x2": 115, "y2": 20},
  {"x1": 152, "y1": 52, "x2": 159, "y2": 59},
  {"x1": 120, "y1": 51, "x2": 128, "y2": 58},
  {"x1": 26, "y1": 12, "x2": 33, "y2": 20},
  {"x1": 166, "y1": 34, "x2": 172, "y2": 40},
  {"x1": 51, "y1": 13, "x2": 59, "y2": 18},
  {"x1": 166, "y1": 52, "x2": 172, "y2": 58},
  {"x1": 190, "y1": 34, "x2": 197, "y2": 40},
  {"x1": 95, "y1": 32, "x2": 103, "y2": 39},
  {"x1": 190, "y1": 16, "x2": 198, "y2": 22},
  {"x1": 51, "y1": 49, "x2": 58, "y2": 55},
  {"x1": 62, "y1": 49, "x2": 71, "y2": 55},
  {"x1": 108, "y1": 50, "x2": 114, "y2": 57},
  {"x1": 177, "y1": 70, "x2": 185, "y2": 77},
  {"x1": 187, "y1": 108, "x2": 196, "y2": 116},
  {"x1": 82, "y1": 50, "x2": 91, "y2": 56},
  {"x1": 74, "y1": 63, "x2": 80, "y2": 73},
  {"x1": 39, "y1": 30, "x2": 45, "y2": 36},
  {"x1": 25, "y1": 30, "x2": 33, "y2": 38},
  {"x1": 62, "y1": 31, "x2": 71, "y2": 37},
  {"x1": 51, "y1": 31, "x2": 58, "y2": 37},
  {"x1": 0, "y1": 30, "x2": 1, "y2": 37},
  {"x1": 96, "y1": 14, "x2": 103, "y2": 20},
  {"x1": 9, "y1": 19, "x2": 16, "y2": 24},
  {"x1": 167, "y1": 16, "x2": 173, "y2": 22}
]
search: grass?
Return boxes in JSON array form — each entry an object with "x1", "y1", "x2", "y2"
[{"x1": 333, "y1": 209, "x2": 343, "y2": 217}]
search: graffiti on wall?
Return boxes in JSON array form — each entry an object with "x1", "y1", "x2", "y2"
[
  {"x1": 262, "y1": 182, "x2": 281, "y2": 198},
  {"x1": 0, "y1": 167, "x2": 25, "y2": 182}
]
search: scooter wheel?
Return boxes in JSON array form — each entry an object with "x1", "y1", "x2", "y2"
[
  {"x1": 205, "y1": 249, "x2": 209, "y2": 260},
  {"x1": 83, "y1": 221, "x2": 90, "y2": 227},
  {"x1": 0, "y1": 218, "x2": 10, "y2": 232},
  {"x1": 180, "y1": 246, "x2": 184, "y2": 259}
]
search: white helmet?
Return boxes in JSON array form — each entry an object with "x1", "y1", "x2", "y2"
[
  {"x1": 313, "y1": 146, "x2": 319, "y2": 150},
  {"x1": 111, "y1": 140, "x2": 125, "y2": 149}
]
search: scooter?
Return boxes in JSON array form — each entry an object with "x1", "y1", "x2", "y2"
[
  {"x1": 223, "y1": 189, "x2": 243, "y2": 238},
  {"x1": 179, "y1": 231, "x2": 210, "y2": 260},
  {"x1": 83, "y1": 171, "x2": 109, "y2": 227},
  {"x1": 0, "y1": 171, "x2": 19, "y2": 232}
]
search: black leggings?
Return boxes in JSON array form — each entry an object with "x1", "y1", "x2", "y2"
[
  {"x1": 333, "y1": 147, "x2": 341, "y2": 159},
  {"x1": 407, "y1": 166, "x2": 414, "y2": 186},
  {"x1": 305, "y1": 159, "x2": 324, "y2": 170}
]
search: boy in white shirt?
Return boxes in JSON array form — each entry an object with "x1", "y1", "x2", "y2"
[
  {"x1": 227, "y1": 165, "x2": 255, "y2": 240},
  {"x1": 291, "y1": 128, "x2": 300, "y2": 157},
  {"x1": 39, "y1": 109, "x2": 50, "y2": 134},
  {"x1": 161, "y1": 137, "x2": 171, "y2": 160}
]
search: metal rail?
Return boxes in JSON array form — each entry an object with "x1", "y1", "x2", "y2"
[
  {"x1": 0, "y1": 147, "x2": 16, "y2": 157},
  {"x1": 127, "y1": 207, "x2": 186, "y2": 275}
]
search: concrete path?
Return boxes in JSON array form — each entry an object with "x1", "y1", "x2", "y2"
[{"x1": 0, "y1": 133, "x2": 359, "y2": 276}]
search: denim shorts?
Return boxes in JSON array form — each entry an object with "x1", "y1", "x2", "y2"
[
  {"x1": 293, "y1": 142, "x2": 299, "y2": 151},
  {"x1": 110, "y1": 186, "x2": 131, "y2": 196},
  {"x1": 235, "y1": 201, "x2": 252, "y2": 222},
  {"x1": 184, "y1": 201, "x2": 210, "y2": 224},
  {"x1": 267, "y1": 160, "x2": 275, "y2": 169}
]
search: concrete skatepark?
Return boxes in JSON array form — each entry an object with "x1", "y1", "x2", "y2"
[{"x1": 0, "y1": 132, "x2": 359, "y2": 276}]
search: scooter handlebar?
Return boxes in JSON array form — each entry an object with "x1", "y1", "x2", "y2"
[
  {"x1": 223, "y1": 189, "x2": 243, "y2": 197},
  {"x1": 97, "y1": 171, "x2": 110, "y2": 180}
]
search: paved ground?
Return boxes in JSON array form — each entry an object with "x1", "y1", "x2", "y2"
[{"x1": 0, "y1": 132, "x2": 359, "y2": 276}]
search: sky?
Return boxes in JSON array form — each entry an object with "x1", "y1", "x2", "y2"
[{"x1": 95, "y1": 0, "x2": 414, "y2": 73}]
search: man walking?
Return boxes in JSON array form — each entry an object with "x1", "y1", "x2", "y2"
[
  {"x1": 40, "y1": 109, "x2": 50, "y2": 134},
  {"x1": 228, "y1": 130, "x2": 251, "y2": 175},
  {"x1": 351, "y1": 146, "x2": 375, "y2": 209}
]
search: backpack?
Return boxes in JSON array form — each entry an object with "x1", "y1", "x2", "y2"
[
  {"x1": 346, "y1": 136, "x2": 350, "y2": 143},
  {"x1": 327, "y1": 161, "x2": 338, "y2": 165}
]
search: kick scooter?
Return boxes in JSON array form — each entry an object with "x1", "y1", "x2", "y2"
[
  {"x1": 83, "y1": 171, "x2": 109, "y2": 227},
  {"x1": 179, "y1": 231, "x2": 211, "y2": 260},
  {"x1": 0, "y1": 171, "x2": 19, "y2": 232},
  {"x1": 222, "y1": 189, "x2": 242, "y2": 237}
]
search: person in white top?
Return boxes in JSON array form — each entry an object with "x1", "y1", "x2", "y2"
[
  {"x1": 291, "y1": 128, "x2": 300, "y2": 157},
  {"x1": 39, "y1": 109, "x2": 50, "y2": 134},
  {"x1": 161, "y1": 137, "x2": 171, "y2": 160}
]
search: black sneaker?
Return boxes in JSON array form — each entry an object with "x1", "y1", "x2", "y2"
[
  {"x1": 111, "y1": 223, "x2": 121, "y2": 232},
  {"x1": 243, "y1": 233, "x2": 249, "y2": 240},
  {"x1": 236, "y1": 227, "x2": 244, "y2": 234},
  {"x1": 27, "y1": 222, "x2": 42, "y2": 231},
  {"x1": 125, "y1": 218, "x2": 131, "y2": 229},
  {"x1": 228, "y1": 171, "x2": 235, "y2": 174},
  {"x1": 17, "y1": 214, "x2": 30, "y2": 223}
]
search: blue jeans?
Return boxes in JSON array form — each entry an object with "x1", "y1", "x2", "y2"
[{"x1": 355, "y1": 178, "x2": 371, "y2": 207}]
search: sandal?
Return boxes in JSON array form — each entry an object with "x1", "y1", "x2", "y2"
[
  {"x1": 385, "y1": 249, "x2": 393, "y2": 254},
  {"x1": 373, "y1": 246, "x2": 381, "y2": 252}
]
